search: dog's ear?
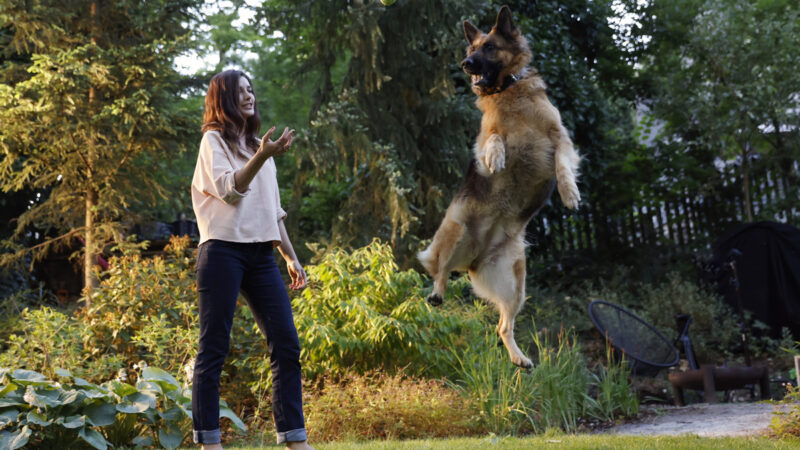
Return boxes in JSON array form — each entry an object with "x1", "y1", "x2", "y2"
[
  {"x1": 463, "y1": 20, "x2": 481, "y2": 44},
  {"x1": 493, "y1": 5, "x2": 518, "y2": 39}
]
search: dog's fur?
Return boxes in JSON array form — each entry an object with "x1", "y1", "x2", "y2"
[{"x1": 417, "y1": 6, "x2": 581, "y2": 368}]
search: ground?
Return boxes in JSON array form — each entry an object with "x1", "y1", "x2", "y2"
[{"x1": 605, "y1": 402, "x2": 791, "y2": 437}]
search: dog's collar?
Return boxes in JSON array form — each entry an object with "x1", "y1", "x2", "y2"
[{"x1": 484, "y1": 73, "x2": 520, "y2": 95}]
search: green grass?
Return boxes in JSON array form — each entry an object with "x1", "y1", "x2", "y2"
[{"x1": 204, "y1": 434, "x2": 799, "y2": 449}]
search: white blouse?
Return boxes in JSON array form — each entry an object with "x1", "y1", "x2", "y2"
[{"x1": 191, "y1": 130, "x2": 287, "y2": 245}]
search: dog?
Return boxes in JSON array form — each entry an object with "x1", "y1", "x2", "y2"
[{"x1": 417, "y1": 6, "x2": 581, "y2": 368}]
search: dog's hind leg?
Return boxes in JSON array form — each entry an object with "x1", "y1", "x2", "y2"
[
  {"x1": 470, "y1": 244, "x2": 532, "y2": 368},
  {"x1": 549, "y1": 124, "x2": 581, "y2": 210},
  {"x1": 417, "y1": 218, "x2": 465, "y2": 306}
]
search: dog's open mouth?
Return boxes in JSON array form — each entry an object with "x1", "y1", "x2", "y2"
[{"x1": 471, "y1": 74, "x2": 489, "y2": 87}]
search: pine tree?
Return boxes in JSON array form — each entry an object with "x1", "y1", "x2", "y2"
[{"x1": 0, "y1": 0, "x2": 200, "y2": 298}]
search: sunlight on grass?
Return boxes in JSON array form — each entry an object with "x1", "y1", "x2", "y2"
[{"x1": 207, "y1": 433, "x2": 799, "y2": 450}]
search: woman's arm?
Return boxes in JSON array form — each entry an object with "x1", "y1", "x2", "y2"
[
  {"x1": 277, "y1": 219, "x2": 306, "y2": 290},
  {"x1": 234, "y1": 127, "x2": 295, "y2": 192}
]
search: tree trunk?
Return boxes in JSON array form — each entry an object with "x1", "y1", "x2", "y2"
[
  {"x1": 84, "y1": 185, "x2": 99, "y2": 298},
  {"x1": 741, "y1": 144, "x2": 753, "y2": 223},
  {"x1": 84, "y1": 1, "x2": 99, "y2": 301}
]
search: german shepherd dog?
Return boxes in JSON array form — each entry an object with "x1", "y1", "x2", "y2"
[{"x1": 418, "y1": 6, "x2": 581, "y2": 368}]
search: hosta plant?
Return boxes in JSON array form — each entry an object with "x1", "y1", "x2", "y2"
[{"x1": 0, "y1": 366, "x2": 244, "y2": 449}]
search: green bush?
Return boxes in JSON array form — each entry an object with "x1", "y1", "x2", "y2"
[
  {"x1": 294, "y1": 239, "x2": 485, "y2": 378},
  {"x1": 769, "y1": 383, "x2": 800, "y2": 439},
  {"x1": 82, "y1": 236, "x2": 200, "y2": 380},
  {"x1": 0, "y1": 366, "x2": 244, "y2": 449},
  {"x1": 0, "y1": 306, "x2": 124, "y2": 382}
]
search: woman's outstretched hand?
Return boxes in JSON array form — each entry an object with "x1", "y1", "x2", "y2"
[{"x1": 258, "y1": 126, "x2": 295, "y2": 158}]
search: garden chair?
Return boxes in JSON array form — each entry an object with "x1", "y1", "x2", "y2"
[{"x1": 588, "y1": 300, "x2": 770, "y2": 406}]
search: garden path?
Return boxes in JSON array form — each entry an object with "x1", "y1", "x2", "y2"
[{"x1": 604, "y1": 403, "x2": 792, "y2": 437}]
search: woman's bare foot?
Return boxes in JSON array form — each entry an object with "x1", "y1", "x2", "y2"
[
  {"x1": 285, "y1": 441, "x2": 313, "y2": 450},
  {"x1": 201, "y1": 444, "x2": 223, "y2": 450}
]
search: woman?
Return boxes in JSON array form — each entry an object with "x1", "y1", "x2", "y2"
[{"x1": 190, "y1": 69, "x2": 312, "y2": 450}]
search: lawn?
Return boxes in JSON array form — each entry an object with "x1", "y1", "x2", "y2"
[{"x1": 210, "y1": 434, "x2": 799, "y2": 449}]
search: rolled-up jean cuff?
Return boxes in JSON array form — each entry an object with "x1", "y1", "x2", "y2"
[
  {"x1": 276, "y1": 428, "x2": 307, "y2": 444},
  {"x1": 193, "y1": 429, "x2": 221, "y2": 444}
]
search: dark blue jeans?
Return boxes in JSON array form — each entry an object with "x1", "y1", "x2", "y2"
[{"x1": 193, "y1": 240, "x2": 306, "y2": 444}]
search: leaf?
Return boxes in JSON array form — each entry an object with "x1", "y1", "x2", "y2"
[
  {"x1": 0, "y1": 409, "x2": 19, "y2": 427},
  {"x1": 60, "y1": 389, "x2": 85, "y2": 406},
  {"x1": 5, "y1": 425, "x2": 31, "y2": 449},
  {"x1": 135, "y1": 380, "x2": 163, "y2": 394},
  {"x1": 26, "y1": 410, "x2": 52, "y2": 426},
  {"x1": 220, "y1": 403, "x2": 247, "y2": 433},
  {"x1": 0, "y1": 398, "x2": 23, "y2": 408},
  {"x1": 58, "y1": 414, "x2": 86, "y2": 429},
  {"x1": 9, "y1": 370, "x2": 49, "y2": 386},
  {"x1": 141, "y1": 367, "x2": 180, "y2": 392},
  {"x1": 132, "y1": 435, "x2": 153, "y2": 446},
  {"x1": 23, "y1": 386, "x2": 62, "y2": 408},
  {"x1": 0, "y1": 382, "x2": 19, "y2": 397},
  {"x1": 106, "y1": 380, "x2": 137, "y2": 397},
  {"x1": 54, "y1": 368, "x2": 73, "y2": 379},
  {"x1": 116, "y1": 391, "x2": 155, "y2": 413},
  {"x1": 85, "y1": 402, "x2": 117, "y2": 427},
  {"x1": 74, "y1": 377, "x2": 95, "y2": 388},
  {"x1": 157, "y1": 422, "x2": 184, "y2": 449},
  {"x1": 78, "y1": 426, "x2": 109, "y2": 450},
  {"x1": 157, "y1": 406, "x2": 184, "y2": 422}
]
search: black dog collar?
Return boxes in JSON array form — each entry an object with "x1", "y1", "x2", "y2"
[{"x1": 485, "y1": 73, "x2": 520, "y2": 95}]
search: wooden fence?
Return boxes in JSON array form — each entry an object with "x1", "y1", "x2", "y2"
[{"x1": 528, "y1": 162, "x2": 800, "y2": 257}]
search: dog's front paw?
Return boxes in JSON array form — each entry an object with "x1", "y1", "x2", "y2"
[
  {"x1": 483, "y1": 135, "x2": 505, "y2": 174},
  {"x1": 558, "y1": 180, "x2": 581, "y2": 210},
  {"x1": 511, "y1": 354, "x2": 533, "y2": 369},
  {"x1": 426, "y1": 293, "x2": 443, "y2": 307}
]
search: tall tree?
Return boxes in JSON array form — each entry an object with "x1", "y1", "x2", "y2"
[
  {"x1": 635, "y1": 0, "x2": 800, "y2": 222},
  {"x1": 253, "y1": 0, "x2": 643, "y2": 262},
  {"x1": 255, "y1": 0, "x2": 480, "y2": 262},
  {"x1": 0, "y1": 0, "x2": 200, "y2": 297}
]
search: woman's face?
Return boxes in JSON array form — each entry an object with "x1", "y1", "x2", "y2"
[{"x1": 238, "y1": 76, "x2": 255, "y2": 119}]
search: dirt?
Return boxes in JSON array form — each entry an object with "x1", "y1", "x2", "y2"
[{"x1": 603, "y1": 402, "x2": 793, "y2": 437}]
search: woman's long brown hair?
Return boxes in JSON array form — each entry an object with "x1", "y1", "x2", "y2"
[{"x1": 201, "y1": 70, "x2": 261, "y2": 158}]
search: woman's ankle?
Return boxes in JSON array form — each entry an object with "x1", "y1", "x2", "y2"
[{"x1": 285, "y1": 441, "x2": 313, "y2": 450}]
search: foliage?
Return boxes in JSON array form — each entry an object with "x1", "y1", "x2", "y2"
[
  {"x1": 0, "y1": 366, "x2": 244, "y2": 450},
  {"x1": 255, "y1": 0, "x2": 480, "y2": 261},
  {"x1": 449, "y1": 326, "x2": 638, "y2": 435},
  {"x1": 294, "y1": 239, "x2": 485, "y2": 379},
  {"x1": 304, "y1": 371, "x2": 481, "y2": 442},
  {"x1": 769, "y1": 383, "x2": 800, "y2": 439},
  {"x1": 591, "y1": 343, "x2": 639, "y2": 422},
  {"x1": 0, "y1": 306, "x2": 125, "y2": 382},
  {"x1": 248, "y1": 0, "x2": 646, "y2": 264},
  {"x1": 634, "y1": 0, "x2": 800, "y2": 221},
  {"x1": 81, "y1": 236, "x2": 199, "y2": 380},
  {"x1": 0, "y1": 0, "x2": 201, "y2": 292}
]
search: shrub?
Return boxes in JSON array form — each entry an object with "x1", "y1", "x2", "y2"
[
  {"x1": 0, "y1": 306, "x2": 124, "y2": 381},
  {"x1": 769, "y1": 384, "x2": 800, "y2": 439},
  {"x1": 80, "y1": 235, "x2": 200, "y2": 380},
  {"x1": 0, "y1": 366, "x2": 244, "y2": 449},
  {"x1": 304, "y1": 371, "x2": 482, "y2": 442},
  {"x1": 590, "y1": 344, "x2": 639, "y2": 422},
  {"x1": 294, "y1": 239, "x2": 485, "y2": 378},
  {"x1": 449, "y1": 325, "x2": 638, "y2": 435},
  {"x1": 635, "y1": 272, "x2": 741, "y2": 364}
]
